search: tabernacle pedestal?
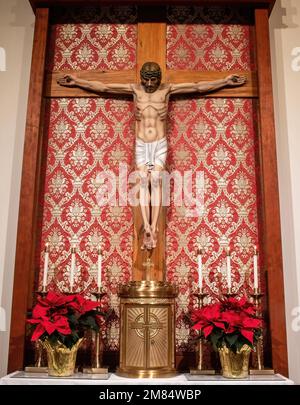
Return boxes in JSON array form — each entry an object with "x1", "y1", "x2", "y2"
[{"x1": 117, "y1": 281, "x2": 177, "y2": 378}]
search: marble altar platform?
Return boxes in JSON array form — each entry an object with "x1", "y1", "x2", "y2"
[{"x1": 0, "y1": 371, "x2": 294, "y2": 385}]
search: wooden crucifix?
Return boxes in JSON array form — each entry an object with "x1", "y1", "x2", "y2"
[{"x1": 51, "y1": 23, "x2": 256, "y2": 282}]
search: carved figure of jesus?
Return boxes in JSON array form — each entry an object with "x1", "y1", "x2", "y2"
[{"x1": 58, "y1": 62, "x2": 245, "y2": 251}]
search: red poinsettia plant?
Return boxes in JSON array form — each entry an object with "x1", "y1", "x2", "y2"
[
  {"x1": 191, "y1": 297, "x2": 262, "y2": 353},
  {"x1": 27, "y1": 291, "x2": 106, "y2": 349}
]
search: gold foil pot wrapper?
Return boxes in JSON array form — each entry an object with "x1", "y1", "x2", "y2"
[
  {"x1": 42, "y1": 338, "x2": 83, "y2": 377},
  {"x1": 218, "y1": 344, "x2": 251, "y2": 379}
]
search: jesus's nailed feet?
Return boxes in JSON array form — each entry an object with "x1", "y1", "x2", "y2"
[{"x1": 141, "y1": 226, "x2": 153, "y2": 251}]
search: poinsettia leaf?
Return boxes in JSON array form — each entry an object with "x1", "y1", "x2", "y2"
[
  {"x1": 80, "y1": 315, "x2": 99, "y2": 331},
  {"x1": 241, "y1": 329, "x2": 254, "y2": 345},
  {"x1": 235, "y1": 340, "x2": 244, "y2": 353},
  {"x1": 241, "y1": 336, "x2": 254, "y2": 350},
  {"x1": 225, "y1": 333, "x2": 239, "y2": 348},
  {"x1": 203, "y1": 325, "x2": 213, "y2": 337},
  {"x1": 210, "y1": 329, "x2": 224, "y2": 351}
]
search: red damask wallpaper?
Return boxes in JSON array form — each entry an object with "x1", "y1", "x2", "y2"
[
  {"x1": 47, "y1": 23, "x2": 137, "y2": 71},
  {"x1": 41, "y1": 98, "x2": 135, "y2": 349},
  {"x1": 165, "y1": 12, "x2": 260, "y2": 350},
  {"x1": 38, "y1": 6, "x2": 260, "y2": 352},
  {"x1": 167, "y1": 25, "x2": 256, "y2": 71},
  {"x1": 166, "y1": 98, "x2": 259, "y2": 348}
]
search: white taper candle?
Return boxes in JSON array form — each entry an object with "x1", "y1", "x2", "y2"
[
  {"x1": 226, "y1": 247, "x2": 232, "y2": 290},
  {"x1": 197, "y1": 246, "x2": 203, "y2": 290},
  {"x1": 253, "y1": 245, "x2": 259, "y2": 290},
  {"x1": 42, "y1": 243, "x2": 49, "y2": 291},
  {"x1": 97, "y1": 246, "x2": 102, "y2": 289},
  {"x1": 70, "y1": 245, "x2": 76, "y2": 291}
]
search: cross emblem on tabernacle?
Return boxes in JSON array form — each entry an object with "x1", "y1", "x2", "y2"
[
  {"x1": 130, "y1": 313, "x2": 163, "y2": 340},
  {"x1": 142, "y1": 257, "x2": 154, "y2": 281}
]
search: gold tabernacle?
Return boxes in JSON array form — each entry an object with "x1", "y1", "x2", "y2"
[{"x1": 117, "y1": 281, "x2": 177, "y2": 378}]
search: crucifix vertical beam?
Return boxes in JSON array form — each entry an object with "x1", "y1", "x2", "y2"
[{"x1": 132, "y1": 22, "x2": 167, "y2": 282}]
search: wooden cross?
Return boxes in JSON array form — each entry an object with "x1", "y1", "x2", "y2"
[{"x1": 46, "y1": 22, "x2": 257, "y2": 282}]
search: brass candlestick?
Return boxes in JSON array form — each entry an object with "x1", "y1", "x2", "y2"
[
  {"x1": 249, "y1": 288, "x2": 274, "y2": 375},
  {"x1": 25, "y1": 290, "x2": 48, "y2": 373},
  {"x1": 190, "y1": 288, "x2": 215, "y2": 375},
  {"x1": 83, "y1": 287, "x2": 108, "y2": 375},
  {"x1": 223, "y1": 292, "x2": 237, "y2": 298},
  {"x1": 223, "y1": 286, "x2": 237, "y2": 299},
  {"x1": 64, "y1": 289, "x2": 82, "y2": 295}
]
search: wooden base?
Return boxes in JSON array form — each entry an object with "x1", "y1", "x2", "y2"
[
  {"x1": 116, "y1": 368, "x2": 177, "y2": 378},
  {"x1": 249, "y1": 368, "x2": 275, "y2": 375},
  {"x1": 82, "y1": 367, "x2": 109, "y2": 375},
  {"x1": 189, "y1": 369, "x2": 216, "y2": 375},
  {"x1": 25, "y1": 366, "x2": 48, "y2": 373}
]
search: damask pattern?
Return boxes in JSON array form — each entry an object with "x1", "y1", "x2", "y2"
[
  {"x1": 166, "y1": 98, "x2": 260, "y2": 350},
  {"x1": 39, "y1": 98, "x2": 135, "y2": 350},
  {"x1": 166, "y1": 6, "x2": 254, "y2": 24},
  {"x1": 47, "y1": 24, "x2": 137, "y2": 71},
  {"x1": 167, "y1": 24, "x2": 255, "y2": 71},
  {"x1": 50, "y1": 6, "x2": 138, "y2": 24}
]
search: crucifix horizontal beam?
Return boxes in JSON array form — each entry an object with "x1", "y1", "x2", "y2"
[{"x1": 45, "y1": 70, "x2": 257, "y2": 98}]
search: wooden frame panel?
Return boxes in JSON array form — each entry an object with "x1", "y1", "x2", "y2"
[
  {"x1": 255, "y1": 8, "x2": 288, "y2": 377},
  {"x1": 8, "y1": 8, "x2": 49, "y2": 373}
]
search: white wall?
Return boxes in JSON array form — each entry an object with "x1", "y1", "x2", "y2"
[
  {"x1": 0, "y1": 0, "x2": 34, "y2": 376},
  {"x1": 270, "y1": 0, "x2": 300, "y2": 384}
]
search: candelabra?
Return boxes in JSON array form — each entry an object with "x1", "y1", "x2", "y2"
[
  {"x1": 190, "y1": 288, "x2": 215, "y2": 375},
  {"x1": 249, "y1": 288, "x2": 274, "y2": 375},
  {"x1": 83, "y1": 287, "x2": 108, "y2": 375},
  {"x1": 25, "y1": 289, "x2": 48, "y2": 373}
]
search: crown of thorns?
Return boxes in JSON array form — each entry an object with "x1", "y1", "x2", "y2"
[{"x1": 140, "y1": 66, "x2": 161, "y2": 80}]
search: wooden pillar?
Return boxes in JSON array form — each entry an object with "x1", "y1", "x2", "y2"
[
  {"x1": 8, "y1": 8, "x2": 49, "y2": 373},
  {"x1": 255, "y1": 8, "x2": 288, "y2": 376}
]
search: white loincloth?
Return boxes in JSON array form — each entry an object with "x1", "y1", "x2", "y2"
[{"x1": 135, "y1": 137, "x2": 168, "y2": 170}]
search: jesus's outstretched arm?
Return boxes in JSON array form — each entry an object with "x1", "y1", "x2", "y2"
[
  {"x1": 169, "y1": 74, "x2": 246, "y2": 95},
  {"x1": 57, "y1": 74, "x2": 134, "y2": 95}
]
